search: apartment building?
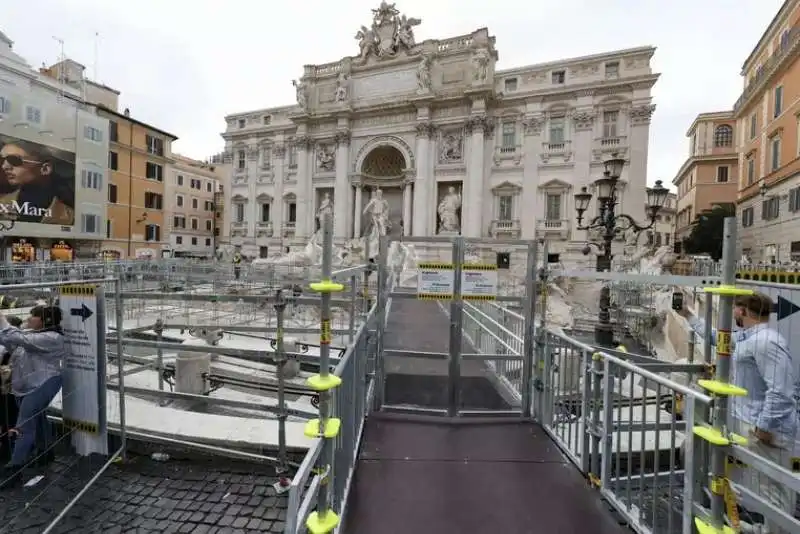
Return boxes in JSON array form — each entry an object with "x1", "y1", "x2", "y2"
[
  {"x1": 672, "y1": 111, "x2": 739, "y2": 242},
  {"x1": 647, "y1": 191, "x2": 676, "y2": 247},
  {"x1": 168, "y1": 154, "x2": 226, "y2": 258},
  {"x1": 98, "y1": 108, "x2": 177, "y2": 259},
  {"x1": 0, "y1": 31, "x2": 110, "y2": 261},
  {"x1": 735, "y1": 0, "x2": 800, "y2": 261}
]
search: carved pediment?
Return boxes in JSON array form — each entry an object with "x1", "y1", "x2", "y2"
[
  {"x1": 231, "y1": 194, "x2": 248, "y2": 202},
  {"x1": 283, "y1": 192, "x2": 297, "y2": 201},
  {"x1": 539, "y1": 179, "x2": 571, "y2": 191},
  {"x1": 491, "y1": 181, "x2": 522, "y2": 193},
  {"x1": 256, "y1": 193, "x2": 273, "y2": 202}
]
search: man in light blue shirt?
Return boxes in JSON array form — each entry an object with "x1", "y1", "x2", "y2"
[{"x1": 681, "y1": 292, "x2": 797, "y2": 533}]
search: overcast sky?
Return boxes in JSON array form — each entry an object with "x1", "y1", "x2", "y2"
[{"x1": 2, "y1": 0, "x2": 785, "y2": 187}]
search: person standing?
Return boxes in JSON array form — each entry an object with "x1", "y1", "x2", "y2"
[
  {"x1": 232, "y1": 250, "x2": 243, "y2": 281},
  {"x1": 681, "y1": 292, "x2": 797, "y2": 533},
  {"x1": 0, "y1": 306, "x2": 66, "y2": 490}
]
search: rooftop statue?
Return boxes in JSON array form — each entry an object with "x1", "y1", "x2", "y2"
[{"x1": 355, "y1": 3, "x2": 421, "y2": 62}]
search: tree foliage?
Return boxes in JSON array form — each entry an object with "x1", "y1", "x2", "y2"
[{"x1": 682, "y1": 203, "x2": 736, "y2": 261}]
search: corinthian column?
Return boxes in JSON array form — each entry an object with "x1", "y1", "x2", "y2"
[
  {"x1": 353, "y1": 184, "x2": 363, "y2": 238},
  {"x1": 412, "y1": 122, "x2": 433, "y2": 236},
  {"x1": 294, "y1": 136, "x2": 312, "y2": 238},
  {"x1": 273, "y1": 144, "x2": 286, "y2": 233},
  {"x1": 402, "y1": 179, "x2": 413, "y2": 236},
  {"x1": 333, "y1": 130, "x2": 351, "y2": 240},
  {"x1": 464, "y1": 116, "x2": 487, "y2": 237}
]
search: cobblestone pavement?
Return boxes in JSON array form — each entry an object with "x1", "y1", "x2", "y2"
[{"x1": 0, "y1": 454, "x2": 288, "y2": 534}]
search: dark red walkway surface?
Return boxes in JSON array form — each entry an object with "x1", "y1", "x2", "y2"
[{"x1": 343, "y1": 414, "x2": 629, "y2": 534}]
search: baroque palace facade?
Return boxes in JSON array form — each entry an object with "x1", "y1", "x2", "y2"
[{"x1": 222, "y1": 3, "x2": 659, "y2": 260}]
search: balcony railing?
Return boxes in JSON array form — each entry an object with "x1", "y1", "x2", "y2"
[
  {"x1": 734, "y1": 24, "x2": 800, "y2": 112},
  {"x1": 597, "y1": 136, "x2": 627, "y2": 148},
  {"x1": 256, "y1": 221, "x2": 274, "y2": 237},
  {"x1": 490, "y1": 219, "x2": 520, "y2": 237},
  {"x1": 536, "y1": 219, "x2": 570, "y2": 238},
  {"x1": 542, "y1": 140, "x2": 571, "y2": 154}
]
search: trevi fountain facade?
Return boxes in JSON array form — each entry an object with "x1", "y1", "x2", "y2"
[{"x1": 221, "y1": 2, "x2": 660, "y2": 266}]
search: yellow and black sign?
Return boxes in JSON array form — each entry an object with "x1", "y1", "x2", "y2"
[
  {"x1": 716, "y1": 330, "x2": 732, "y2": 357},
  {"x1": 320, "y1": 319, "x2": 331, "y2": 345},
  {"x1": 463, "y1": 295, "x2": 496, "y2": 301},
  {"x1": 63, "y1": 418, "x2": 99, "y2": 434},
  {"x1": 463, "y1": 263, "x2": 497, "y2": 271},
  {"x1": 418, "y1": 262, "x2": 454, "y2": 270},
  {"x1": 737, "y1": 270, "x2": 800, "y2": 285},
  {"x1": 60, "y1": 284, "x2": 97, "y2": 296},
  {"x1": 418, "y1": 293, "x2": 453, "y2": 300}
]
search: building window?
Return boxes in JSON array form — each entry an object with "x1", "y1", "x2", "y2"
[
  {"x1": 176, "y1": 236, "x2": 183, "y2": 245},
  {"x1": 498, "y1": 195, "x2": 513, "y2": 220},
  {"x1": 145, "y1": 162, "x2": 163, "y2": 181},
  {"x1": 604, "y1": 61, "x2": 619, "y2": 79},
  {"x1": 545, "y1": 193, "x2": 561, "y2": 220},
  {"x1": 204, "y1": 200, "x2": 213, "y2": 211},
  {"x1": 761, "y1": 197, "x2": 779, "y2": 220},
  {"x1": 106, "y1": 219, "x2": 112, "y2": 238},
  {"x1": 602, "y1": 111, "x2": 618, "y2": 138},
  {"x1": 177, "y1": 174, "x2": 184, "y2": 186},
  {"x1": 145, "y1": 224, "x2": 161, "y2": 241},
  {"x1": 549, "y1": 117, "x2": 565, "y2": 144},
  {"x1": 713, "y1": 125, "x2": 733, "y2": 147},
  {"x1": 288, "y1": 202, "x2": 297, "y2": 223},
  {"x1": 25, "y1": 106, "x2": 42, "y2": 124},
  {"x1": 259, "y1": 246, "x2": 269, "y2": 258},
  {"x1": 747, "y1": 156, "x2": 755, "y2": 185},
  {"x1": 0, "y1": 96, "x2": 10, "y2": 114},
  {"x1": 504, "y1": 78, "x2": 518, "y2": 92},
  {"x1": 234, "y1": 203, "x2": 245, "y2": 223},
  {"x1": 176, "y1": 195, "x2": 184, "y2": 207},
  {"x1": 173, "y1": 216, "x2": 186, "y2": 229},
  {"x1": 190, "y1": 178, "x2": 201, "y2": 189},
  {"x1": 289, "y1": 145, "x2": 298, "y2": 168},
  {"x1": 192, "y1": 198, "x2": 199, "y2": 209},
  {"x1": 263, "y1": 115, "x2": 271, "y2": 125},
  {"x1": 191, "y1": 218, "x2": 199, "y2": 230},
  {"x1": 237, "y1": 150, "x2": 246, "y2": 170},
  {"x1": 238, "y1": 119, "x2": 245, "y2": 128},
  {"x1": 191, "y1": 237, "x2": 198, "y2": 246},
  {"x1": 109, "y1": 121, "x2": 118, "y2": 143},
  {"x1": 551, "y1": 70, "x2": 565, "y2": 84},
  {"x1": 108, "y1": 151, "x2": 118, "y2": 170},
  {"x1": 260, "y1": 203, "x2": 271, "y2": 222},
  {"x1": 501, "y1": 122, "x2": 516, "y2": 149},
  {"x1": 716, "y1": 166, "x2": 729, "y2": 183},
  {"x1": 771, "y1": 136, "x2": 781, "y2": 171},
  {"x1": 206, "y1": 181, "x2": 212, "y2": 192},
  {"x1": 145, "y1": 135, "x2": 164, "y2": 156},
  {"x1": 749, "y1": 113, "x2": 757, "y2": 139},
  {"x1": 205, "y1": 220, "x2": 212, "y2": 231},
  {"x1": 774, "y1": 85, "x2": 784, "y2": 118},
  {"x1": 81, "y1": 169, "x2": 103, "y2": 190},
  {"x1": 789, "y1": 187, "x2": 800, "y2": 212},
  {"x1": 205, "y1": 238, "x2": 211, "y2": 246},
  {"x1": 144, "y1": 192, "x2": 163, "y2": 210},
  {"x1": 108, "y1": 183, "x2": 117, "y2": 203},
  {"x1": 84, "y1": 126, "x2": 103, "y2": 142},
  {"x1": 81, "y1": 214, "x2": 100, "y2": 233}
]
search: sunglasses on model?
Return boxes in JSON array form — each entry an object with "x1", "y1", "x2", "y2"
[{"x1": 0, "y1": 155, "x2": 43, "y2": 167}]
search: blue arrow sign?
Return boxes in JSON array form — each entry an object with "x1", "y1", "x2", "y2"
[
  {"x1": 70, "y1": 304, "x2": 93, "y2": 322},
  {"x1": 776, "y1": 296, "x2": 800, "y2": 321}
]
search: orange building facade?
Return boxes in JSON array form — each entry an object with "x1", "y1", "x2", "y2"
[
  {"x1": 672, "y1": 112, "x2": 739, "y2": 242},
  {"x1": 99, "y1": 108, "x2": 177, "y2": 259},
  {"x1": 735, "y1": 0, "x2": 800, "y2": 262}
]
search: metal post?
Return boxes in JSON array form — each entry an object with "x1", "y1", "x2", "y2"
[
  {"x1": 534, "y1": 239, "x2": 549, "y2": 422},
  {"x1": 348, "y1": 275, "x2": 356, "y2": 343},
  {"x1": 273, "y1": 290, "x2": 289, "y2": 479},
  {"x1": 447, "y1": 237, "x2": 464, "y2": 417},
  {"x1": 706, "y1": 217, "x2": 738, "y2": 530},
  {"x1": 589, "y1": 352, "x2": 603, "y2": 486},
  {"x1": 154, "y1": 318, "x2": 165, "y2": 394},
  {"x1": 374, "y1": 236, "x2": 388, "y2": 412},
  {"x1": 114, "y1": 279, "x2": 127, "y2": 460},
  {"x1": 595, "y1": 225, "x2": 615, "y2": 347},
  {"x1": 520, "y1": 240, "x2": 537, "y2": 418}
]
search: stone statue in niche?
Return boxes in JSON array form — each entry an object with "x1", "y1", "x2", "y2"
[
  {"x1": 417, "y1": 55, "x2": 432, "y2": 92},
  {"x1": 439, "y1": 132, "x2": 463, "y2": 163},
  {"x1": 472, "y1": 48, "x2": 490, "y2": 83},
  {"x1": 363, "y1": 188, "x2": 391, "y2": 237},
  {"x1": 317, "y1": 145, "x2": 335, "y2": 171},
  {"x1": 316, "y1": 193, "x2": 334, "y2": 228},
  {"x1": 334, "y1": 72, "x2": 350, "y2": 103},
  {"x1": 437, "y1": 186, "x2": 462, "y2": 233},
  {"x1": 292, "y1": 79, "x2": 307, "y2": 109}
]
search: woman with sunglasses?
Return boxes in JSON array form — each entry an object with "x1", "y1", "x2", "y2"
[{"x1": 0, "y1": 137, "x2": 74, "y2": 226}]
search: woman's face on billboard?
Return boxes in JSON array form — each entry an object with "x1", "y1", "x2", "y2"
[{"x1": 0, "y1": 143, "x2": 51, "y2": 188}]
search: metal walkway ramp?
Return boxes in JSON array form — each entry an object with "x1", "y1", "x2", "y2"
[{"x1": 343, "y1": 416, "x2": 628, "y2": 534}]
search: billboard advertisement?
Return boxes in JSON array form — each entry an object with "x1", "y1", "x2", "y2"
[{"x1": 0, "y1": 133, "x2": 75, "y2": 226}]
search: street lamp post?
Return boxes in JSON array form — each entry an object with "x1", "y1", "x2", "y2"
[{"x1": 573, "y1": 156, "x2": 669, "y2": 347}]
